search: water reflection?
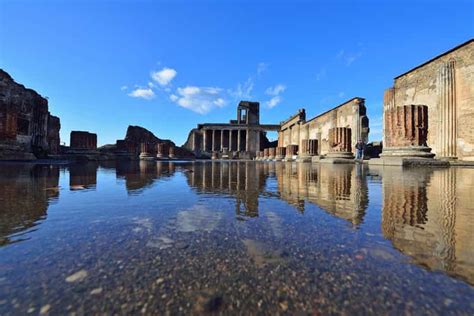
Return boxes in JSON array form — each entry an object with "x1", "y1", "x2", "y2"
[
  {"x1": 276, "y1": 163, "x2": 368, "y2": 225},
  {"x1": 377, "y1": 166, "x2": 474, "y2": 285},
  {"x1": 0, "y1": 161, "x2": 472, "y2": 286},
  {"x1": 0, "y1": 164, "x2": 60, "y2": 246}
]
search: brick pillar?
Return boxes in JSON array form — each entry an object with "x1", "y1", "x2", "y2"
[
  {"x1": 382, "y1": 104, "x2": 434, "y2": 158},
  {"x1": 275, "y1": 146, "x2": 286, "y2": 161},
  {"x1": 285, "y1": 145, "x2": 298, "y2": 161},
  {"x1": 327, "y1": 127, "x2": 353, "y2": 159},
  {"x1": 169, "y1": 146, "x2": 175, "y2": 159},
  {"x1": 140, "y1": 142, "x2": 154, "y2": 160},
  {"x1": 268, "y1": 147, "x2": 276, "y2": 160}
]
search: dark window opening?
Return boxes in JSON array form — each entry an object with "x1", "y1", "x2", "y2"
[{"x1": 17, "y1": 118, "x2": 29, "y2": 135}]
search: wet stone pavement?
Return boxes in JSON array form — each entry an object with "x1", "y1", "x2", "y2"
[{"x1": 0, "y1": 161, "x2": 473, "y2": 315}]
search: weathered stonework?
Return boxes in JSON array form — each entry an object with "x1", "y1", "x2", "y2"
[
  {"x1": 268, "y1": 147, "x2": 276, "y2": 160},
  {"x1": 139, "y1": 142, "x2": 154, "y2": 160},
  {"x1": 278, "y1": 98, "x2": 369, "y2": 160},
  {"x1": 184, "y1": 101, "x2": 280, "y2": 159},
  {"x1": 275, "y1": 147, "x2": 286, "y2": 161},
  {"x1": 382, "y1": 104, "x2": 434, "y2": 158},
  {"x1": 70, "y1": 131, "x2": 97, "y2": 150},
  {"x1": 156, "y1": 143, "x2": 168, "y2": 159},
  {"x1": 327, "y1": 127, "x2": 353, "y2": 159},
  {"x1": 382, "y1": 39, "x2": 474, "y2": 161},
  {"x1": 285, "y1": 144, "x2": 298, "y2": 161},
  {"x1": 0, "y1": 70, "x2": 61, "y2": 159}
]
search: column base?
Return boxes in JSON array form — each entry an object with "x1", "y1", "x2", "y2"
[
  {"x1": 380, "y1": 146, "x2": 435, "y2": 158},
  {"x1": 326, "y1": 152, "x2": 354, "y2": 159},
  {"x1": 368, "y1": 157, "x2": 449, "y2": 167},
  {"x1": 140, "y1": 153, "x2": 155, "y2": 160},
  {"x1": 296, "y1": 155, "x2": 313, "y2": 162},
  {"x1": 275, "y1": 155, "x2": 285, "y2": 161}
]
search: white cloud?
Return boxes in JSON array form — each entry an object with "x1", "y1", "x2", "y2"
[
  {"x1": 266, "y1": 96, "x2": 282, "y2": 109},
  {"x1": 128, "y1": 88, "x2": 155, "y2": 100},
  {"x1": 172, "y1": 86, "x2": 226, "y2": 114},
  {"x1": 120, "y1": 85, "x2": 128, "y2": 91},
  {"x1": 151, "y1": 67, "x2": 177, "y2": 86},
  {"x1": 257, "y1": 62, "x2": 268, "y2": 75},
  {"x1": 229, "y1": 77, "x2": 254, "y2": 100},
  {"x1": 265, "y1": 84, "x2": 286, "y2": 96}
]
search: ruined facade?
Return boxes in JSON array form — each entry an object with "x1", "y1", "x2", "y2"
[
  {"x1": 278, "y1": 98, "x2": 369, "y2": 160},
  {"x1": 383, "y1": 39, "x2": 474, "y2": 161},
  {"x1": 0, "y1": 70, "x2": 61, "y2": 159},
  {"x1": 70, "y1": 131, "x2": 97, "y2": 150},
  {"x1": 184, "y1": 101, "x2": 280, "y2": 159}
]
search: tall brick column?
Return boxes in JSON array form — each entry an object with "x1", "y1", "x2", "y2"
[
  {"x1": 140, "y1": 142, "x2": 154, "y2": 160},
  {"x1": 327, "y1": 127, "x2": 353, "y2": 159},
  {"x1": 381, "y1": 104, "x2": 434, "y2": 158}
]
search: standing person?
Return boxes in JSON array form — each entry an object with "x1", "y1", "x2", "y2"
[{"x1": 355, "y1": 139, "x2": 365, "y2": 160}]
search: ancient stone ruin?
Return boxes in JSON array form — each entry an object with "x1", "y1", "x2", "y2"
[
  {"x1": 184, "y1": 101, "x2": 280, "y2": 159},
  {"x1": 0, "y1": 70, "x2": 61, "y2": 160},
  {"x1": 278, "y1": 98, "x2": 369, "y2": 162},
  {"x1": 327, "y1": 127, "x2": 353, "y2": 159},
  {"x1": 380, "y1": 39, "x2": 474, "y2": 162},
  {"x1": 70, "y1": 131, "x2": 97, "y2": 150}
]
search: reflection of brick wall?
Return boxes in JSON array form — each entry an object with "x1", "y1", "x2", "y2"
[
  {"x1": 384, "y1": 105, "x2": 428, "y2": 147},
  {"x1": 70, "y1": 131, "x2": 97, "y2": 150},
  {"x1": 0, "y1": 108, "x2": 17, "y2": 140}
]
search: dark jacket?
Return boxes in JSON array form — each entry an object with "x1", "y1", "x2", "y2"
[{"x1": 355, "y1": 142, "x2": 365, "y2": 150}]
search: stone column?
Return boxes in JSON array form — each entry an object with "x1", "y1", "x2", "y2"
[
  {"x1": 327, "y1": 127, "x2": 353, "y2": 159},
  {"x1": 263, "y1": 148, "x2": 269, "y2": 160},
  {"x1": 300, "y1": 139, "x2": 318, "y2": 160},
  {"x1": 212, "y1": 129, "x2": 216, "y2": 152},
  {"x1": 437, "y1": 59, "x2": 457, "y2": 159},
  {"x1": 275, "y1": 147, "x2": 286, "y2": 161},
  {"x1": 221, "y1": 130, "x2": 224, "y2": 151},
  {"x1": 269, "y1": 147, "x2": 276, "y2": 160},
  {"x1": 381, "y1": 105, "x2": 434, "y2": 158},
  {"x1": 285, "y1": 145, "x2": 298, "y2": 161},
  {"x1": 237, "y1": 129, "x2": 241, "y2": 152},
  {"x1": 203, "y1": 129, "x2": 208, "y2": 152},
  {"x1": 169, "y1": 146, "x2": 175, "y2": 159},
  {"x1": 156, "y1": 143, "x2": 168, "y2": 159},
  {"x1": 140, "y1": 142, "x2": 154, "y2": 160},
  {"x1": 246, "y1": 128, "x2": 250, "y2": 152}
]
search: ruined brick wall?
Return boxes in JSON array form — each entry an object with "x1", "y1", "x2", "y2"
[
  {"x1": 0, "y1": 70, "x2": 61, "y2": 157},
  {"x1": 70, "y1": 131, "x2": 97, "y2": 150},
  {"x1": 279, "y1": 98, "x2": 369, "y2": 156},
  {"x1": 47, "y1": 115, "x2": 60, "y2": 155},
  {"x1": 385, "y1": 40, "x2": 474, "y2": 160}
]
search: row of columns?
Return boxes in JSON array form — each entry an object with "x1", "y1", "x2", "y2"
[
  {"x1": 201, "y1": 129, "x2": 258, "y2": 153},
  {"x1": 139, "y1": 142, "x2": 176, "y2": 159}
]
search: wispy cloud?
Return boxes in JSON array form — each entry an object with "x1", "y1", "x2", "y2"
[
  {"x1": 171, "y1": 86, "x2": 226, "y2": 114},
  {"x1": 265, "y1": 84, "x2": 286, "y2": 96},
  {"x1": 315, "y1": 68, "x2": 327, "y2": 81},
  {"x1": 266, "y1": 96, "x2": 282, "y2": 109},
  {"x1": 336, "y1": 49, "x2": 362, "y2": 66},
  {"x1": 264, "y1": 83, "x2": 286, "y2": 109},
  {"x1": 229, "y1": 77, "x2": 254, "y2": 100},
  {"x1": 120, "y1": 85, "x2": 128, "y2": 91},
  {"x1": 151, "y1": 67, "x2": 177, "y2": 86},
  {"x1": 257, "y1": 62, "x2": 268, "y2": 75},
  {"x1": 128, "y1": 87, "x2": 155, "y2": 100}
]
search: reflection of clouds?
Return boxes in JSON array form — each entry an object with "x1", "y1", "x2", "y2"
[
  {"x1": 176, "y1": 204, "x2": 223, "y2": 233},
  {"x1": 132, "y1": 217, "x2": 153, "y2": 233}
]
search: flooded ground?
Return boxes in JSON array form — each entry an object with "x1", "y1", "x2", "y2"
[{"x1": 0, "y1": 161, "x2": 473, "y2": 315}]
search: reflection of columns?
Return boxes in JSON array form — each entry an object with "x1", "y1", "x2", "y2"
[
  {"x1": 237, "y1": 130, "x2": 241, "y2": 152},
  {"x1": 437, "y1": 169, "x2": 457, "y2": 272},
  {"x1": 437, "y1": 59, "x2": 457, "y2": 159}
]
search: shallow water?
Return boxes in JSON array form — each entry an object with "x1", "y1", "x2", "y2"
[{"x1": 0, "y1": 161, "x2": 473, "y2": 315}]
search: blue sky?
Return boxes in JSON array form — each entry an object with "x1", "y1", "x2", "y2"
[{"x1": 1, "y1": 0, "x2": 473, "y2": 146}]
